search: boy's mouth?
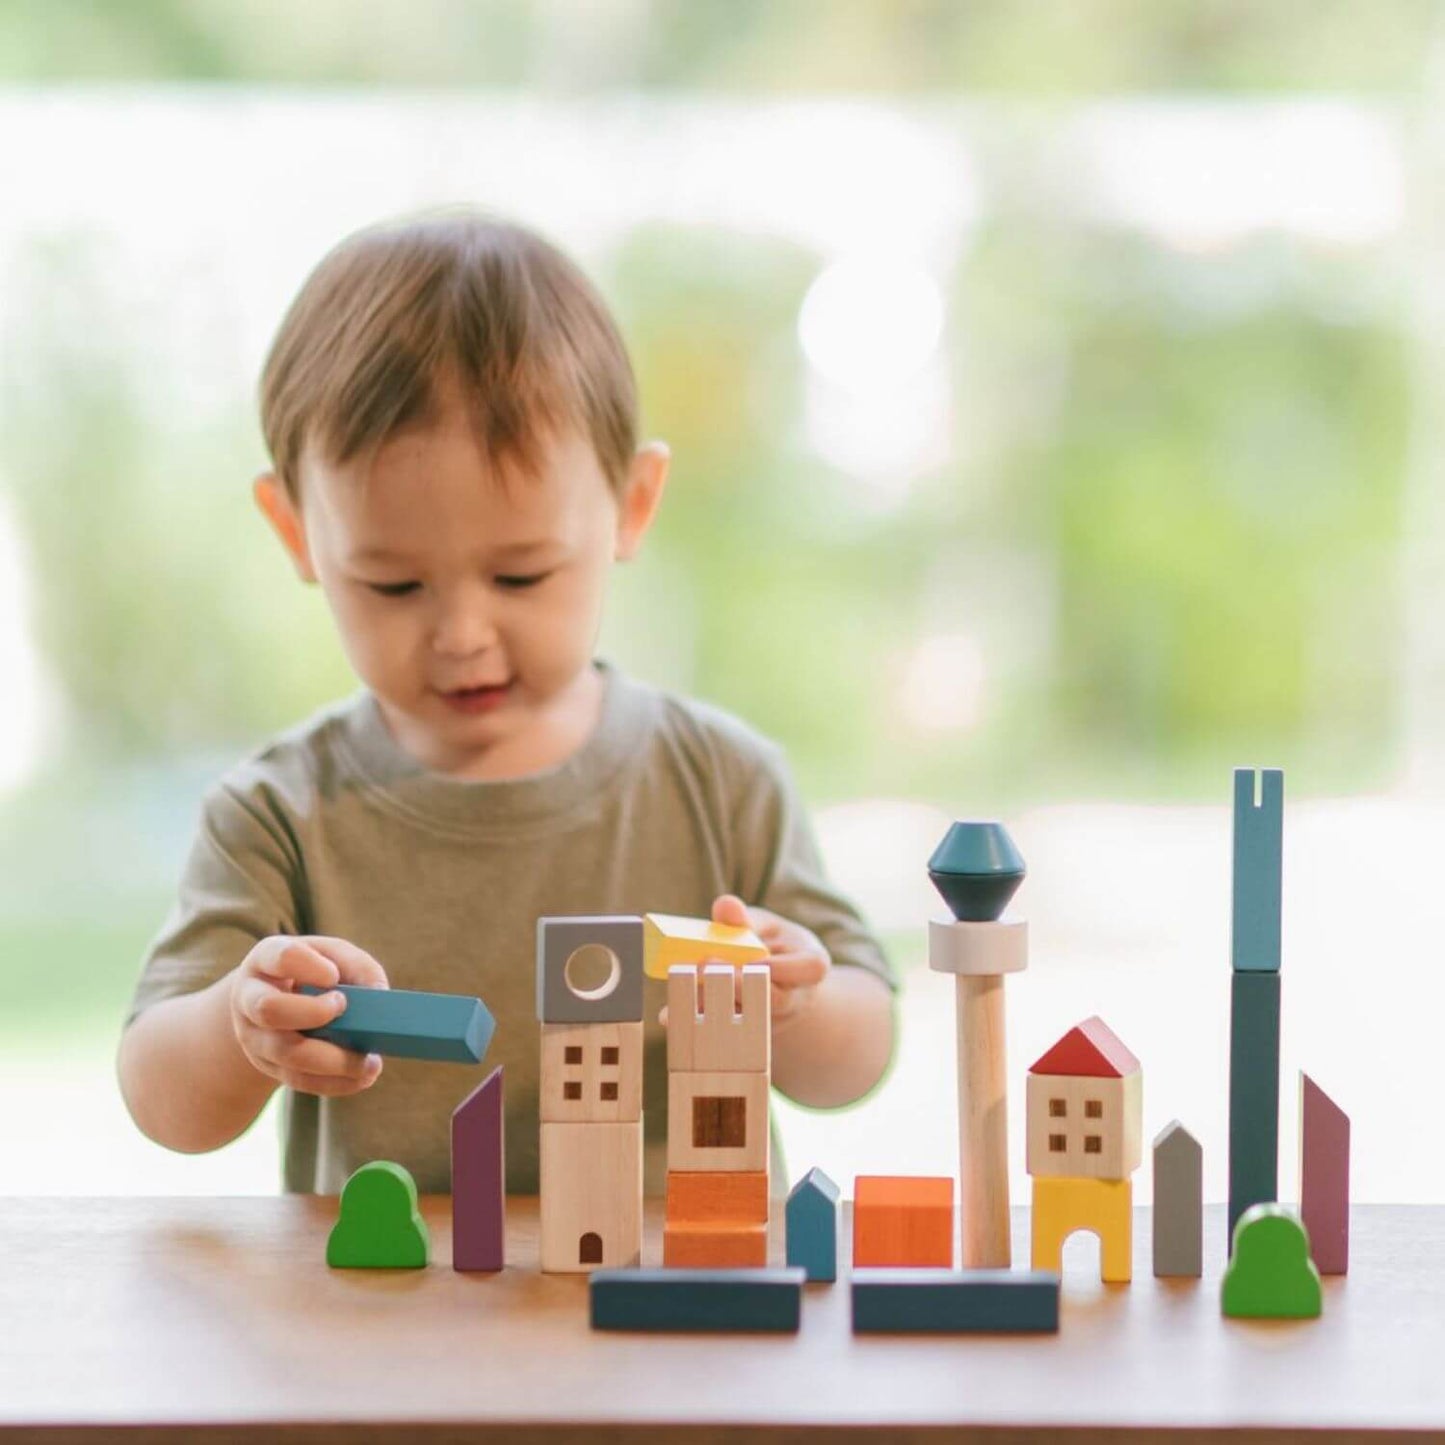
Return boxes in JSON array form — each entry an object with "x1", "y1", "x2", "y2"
[{"x1": 438, "y1": 681, "x2": 513, "y2": 716}]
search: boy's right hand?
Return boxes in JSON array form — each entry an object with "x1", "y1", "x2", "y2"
[{"x1": 230, "y1": 936, "x2": 389, "y2": 1097}]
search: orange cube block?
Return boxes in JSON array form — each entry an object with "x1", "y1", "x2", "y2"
[
  {"x1": 663, "y1": 1222, "x2": 768, "y2": 1268},
  {"x1": 665, "y1": 1171, "x2": 769, "y2": 1227},
  {"x1": 852, "y1": 1175, "x2": 954, "y2": 1268}
]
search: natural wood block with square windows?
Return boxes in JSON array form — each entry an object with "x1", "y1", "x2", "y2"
[
  {"x1": 539, "y1": 1021, "x2": 642, "y2": 1124},
  {"x1": 1026, "y1": 1071, "x2": 1142, "y2": 1180},
  {"x1": 666, "y1": 1070, "x2": 769, "y2": 1173}
]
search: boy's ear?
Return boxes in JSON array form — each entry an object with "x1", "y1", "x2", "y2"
[
  {"x1": 615, "y1": 442, "x2": 670, "y2": 562},
  {"x1": 254, "y1": 473, "x2": 317, "y2": 582}
]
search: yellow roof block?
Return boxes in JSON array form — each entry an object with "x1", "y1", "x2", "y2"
[{"x1": 642, "y1": 913, "x2": 768, "y2": 980}]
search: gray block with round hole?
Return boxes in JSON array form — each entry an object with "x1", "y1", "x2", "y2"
[{"x1": 536, "y1": 915, "x2": 644, "y2": 1023}]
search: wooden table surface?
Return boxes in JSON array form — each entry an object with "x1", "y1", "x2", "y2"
[{"x1": 2, "y1": 1196, "x2": 1442, "y2": 1443}]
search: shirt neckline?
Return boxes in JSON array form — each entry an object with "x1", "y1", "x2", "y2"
[{"x1": 330, "y1": 659, "x2": 655, "y2": 839}]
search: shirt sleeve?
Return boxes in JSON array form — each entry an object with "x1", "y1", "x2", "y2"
[
  {"x1": 125, "y1": 775, "x2": 308, "y2": 1027},
  {"x1": 729, "y1": 739, "x2": 896, "y2": 991}
]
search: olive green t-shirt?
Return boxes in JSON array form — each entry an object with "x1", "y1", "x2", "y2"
[{"x1": 126, "y1": 661, "x2": 894, "y2": 1195}]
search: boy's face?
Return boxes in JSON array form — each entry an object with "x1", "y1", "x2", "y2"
[{"x1": 256, "y1": 390, "x2": 668, "y2": 776}]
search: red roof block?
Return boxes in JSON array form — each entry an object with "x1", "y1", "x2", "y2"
[{"x1": 1029, "y1": 1016, "x2": 1140, "y2": 1078}]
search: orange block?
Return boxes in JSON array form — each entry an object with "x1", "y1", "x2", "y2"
[
  {"x1": 665, "y1": 1171, "x2": 769, "y2": 1227},
  {"x1": 852, "y1": 1175, "x2": 954, "y2": 1268},
  {"x1": 663, "y1": 1222, "x2": 768, "y2": 1268}
]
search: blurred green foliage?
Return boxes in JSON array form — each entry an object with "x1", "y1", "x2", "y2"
[{"x1": 0, "y1": 0, "x2": 1435, "y2": 93}]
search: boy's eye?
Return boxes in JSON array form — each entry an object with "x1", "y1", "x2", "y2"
[
  {"x1": 496, "y1": 572, "x2": 551, "y2": 590},
  {"x1": 367, "y1": 580, "x2": 421, "y2": 597}
]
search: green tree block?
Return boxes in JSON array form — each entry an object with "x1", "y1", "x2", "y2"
[
  {"x1": 1221, "y1": 1203, "x2": 1321, "y2": 1320},
  {"x1": 327, "y1": 1160, "x2": 430, "y2": 1269}
]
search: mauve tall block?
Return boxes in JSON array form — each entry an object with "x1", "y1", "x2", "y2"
[
  {"x1": 452, "y1": 1066, "x2": 505, "y2": 1271},
  {"x1": 1300, "y1": 1072, "x2": 1350, "y2": 1275}
]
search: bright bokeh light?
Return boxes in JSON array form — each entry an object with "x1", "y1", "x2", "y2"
[
  {"x1": 798, "y1": 255, "x2": 945, "y2": 394},
  {"x1": 900, "y1": 632, "x2": 987, "y2": 732}
]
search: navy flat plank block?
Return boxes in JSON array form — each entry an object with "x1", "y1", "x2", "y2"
[
  {"x1": 851, "y1": 1269, "x2": 1060, "y2": 1334},
  {"x1": 301, "y1": 984, "x2": 495, "y2": 1064},
  {"x1": 1231, "y1": 767, "x2": 1283, "y2": 974},
  {"x1": 590, "y1": 1268, "x2": 805, "y2": 1333}
]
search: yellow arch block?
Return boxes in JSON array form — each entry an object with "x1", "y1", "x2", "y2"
[
  {"x1": 1031, "y1": 1175, "x2": 1133, "y2": 1283},
  {"x1": 642, "y1": 913, "x2": 768, "y2": 981}
]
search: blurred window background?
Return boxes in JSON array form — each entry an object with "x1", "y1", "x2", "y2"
[{"x1": 2, "y1": 1, "x2": 1442, "y2": 1203}]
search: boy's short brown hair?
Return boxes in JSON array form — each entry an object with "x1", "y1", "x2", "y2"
[{"x1": 260, "y1": 211, "x2": 638, "y2": 500}]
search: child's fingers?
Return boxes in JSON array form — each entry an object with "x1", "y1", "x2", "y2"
[
  {"x1": 303, "y1": 936, "x2": 390, "y2": 989},
  {"x1": 275, "y1": 1036, "x2": 383, "y2": 1082},
  {"x1": 276, "y1": 1062, "x2": 383, "y2": 1098},
  {"x1": 765, "y1": 951, "x2": 829, "y2": 990},
  {"x1": 235, "y1": 976, "x2": 345, "y2": 1033},
  {"x1": 710, "y1": 893, "x2": 753, "y2": 929},
  {"x1": 254, "y1": 939, "x2": 341, "y2": 991}
]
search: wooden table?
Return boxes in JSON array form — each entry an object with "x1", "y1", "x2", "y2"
[{"x1": 1, "y1": 1197, "x2": 1442, "y2": 1442}]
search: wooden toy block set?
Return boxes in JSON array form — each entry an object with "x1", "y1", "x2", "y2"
[{"x1": 318, "y1": 767, "x2": 1350, "y2": 1335}]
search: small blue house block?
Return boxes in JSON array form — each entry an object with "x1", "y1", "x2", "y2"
[
  {"x1": 301, "y1": 984, "x2": 495, "y2": 1064},
  {"x1": 786, "y1": 1166, "x2": 840, "y2": 1282}
]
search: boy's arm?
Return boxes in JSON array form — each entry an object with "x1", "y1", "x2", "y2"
[
  {"x1": 725, "y1": 744, "x2": 899, "y2": 1110},
  {"x1": 116, "y1": 777, "x2": 383, "y2": 1153}
]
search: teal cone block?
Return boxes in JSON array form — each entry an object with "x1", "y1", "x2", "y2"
[{"x1": 928, "y1": 821, "x2": 1026, "y2": 922}]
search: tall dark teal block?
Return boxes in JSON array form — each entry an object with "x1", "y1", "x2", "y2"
[
  {"x1": 1228, "y1": 969, "x2": 1281, "y2": 1242},
  {"x1": 1232, "y1": 768, "x2": 1283, "y2": 974},
  {"x1": 786, "y1": 1167, "x2": 840, "y2": 1282},
  {"x1": 301, "y1": 984, "x2": 495, "y2": 1064}
]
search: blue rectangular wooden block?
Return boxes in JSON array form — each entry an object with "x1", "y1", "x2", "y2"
[
  {"x1": 1231, "y1": 768, "x2": 1283, "y2": 974},
  {"x1": 300, "y1": 984, "x2": 494, "y2": 1064},
  {"x1": 1227, "y1": 969, "x2": 1281, "y2": 1241},
  {"x1": 590, "y1": 1268, "x2": 805, "y2": 1332},
  {"x1": 851, "y1": 1269, "x2": 1060, "y2": 1334}
]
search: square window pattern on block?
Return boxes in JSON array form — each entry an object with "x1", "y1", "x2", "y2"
[
  {"x1": 540, "y1": 1021, "x2": 642, "y2": 1124},
  {"x1": 1026, "y1": 1071, "x2": 1142, "y2": 1180}
]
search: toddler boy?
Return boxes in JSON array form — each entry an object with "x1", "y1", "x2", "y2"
[{"x1": 117, "y1": 212, "x2": 896, "y2": 1194}]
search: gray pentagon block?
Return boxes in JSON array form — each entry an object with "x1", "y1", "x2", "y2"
[{"x1": 536, "y1": 915, "x2": 645, "y2": 1023}]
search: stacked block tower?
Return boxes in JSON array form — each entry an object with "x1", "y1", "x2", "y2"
[
  {"x1": 1228, "y1": 767, "x2": 1283, "y2": 1243},
  {"x1": 536, "y1": 915, "x2": 646, "y2": 1273},
  {"x1": 647, "y1": 914, "x2": 772, "y2": 1268},
  {"x1": 1027, "y1": 1017, "x2": 1143, "y2": 1284}
]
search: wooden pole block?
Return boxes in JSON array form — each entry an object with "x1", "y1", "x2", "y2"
[
  {"x1": 1152, "y1": 1120, "x2": 1203, "y2": 1279},
  {"x1": 539, "y1": 1120, "x2": 642, "y2": 1273},
  {"x1": 852, "y1": 1176, "x2": 954, "y2": 1269},
  {"x1": 955, "y1": 974, "x2": 1011, "y2": 1269},
  {"x1": 450, "y1": 1067, "x2": 504, "y2": 1272},
  {"x1": 1300, "y1": 1072, "x2": 1350, "y2": 1275},
  {"x1": 1030, "y1": 1175, "x2": 1132, "y2": 1284}
]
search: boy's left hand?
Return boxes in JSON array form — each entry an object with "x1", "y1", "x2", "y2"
[{"x1": 711, "y1": 893, "x2": 830, "y2": 1023}]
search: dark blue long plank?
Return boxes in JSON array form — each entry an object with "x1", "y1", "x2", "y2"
[
  {"x1": 851, "y1": 1269, "x2": 1060, "y2": 1334},
  {"x1": 590, "y1": 1268, "x2": 804, "y2": 1332},
  {"x1": 300, "y1": 984, "x2": 494, "y2": 1064}
]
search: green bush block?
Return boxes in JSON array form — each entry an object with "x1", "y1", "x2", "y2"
[
  {"x1": 326, "y1": 1160, "x2": 429, "y2": 1269},
  {"x1": 1222, "y1": 1203, "x2": 1321, "y2": 1320}
]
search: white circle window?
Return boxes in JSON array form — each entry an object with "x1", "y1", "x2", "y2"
[{"x1": 563, "y1": 943, "x2": 621, "y2": 1001}]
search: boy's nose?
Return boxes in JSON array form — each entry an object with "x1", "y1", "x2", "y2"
[{"x1": 432, "y1": 594, "x2": 498, "y2": 658}]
